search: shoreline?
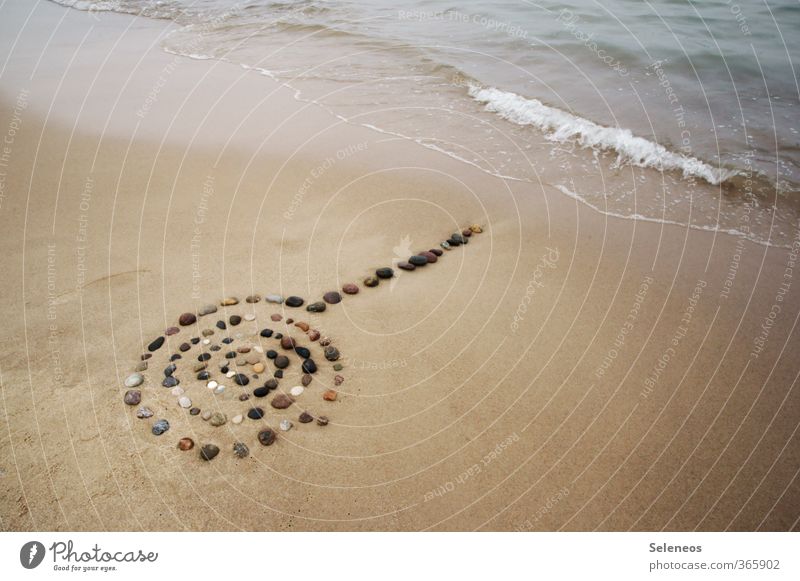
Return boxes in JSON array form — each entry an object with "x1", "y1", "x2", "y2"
[{"x1": 0, "y1": 0, "x2": 798, "y2": 531}]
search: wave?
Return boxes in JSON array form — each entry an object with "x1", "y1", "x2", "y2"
[{"x1": 467, "y1": 84, "x2": 739, "y2": 186}]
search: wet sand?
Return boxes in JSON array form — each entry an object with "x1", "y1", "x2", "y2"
[{"x1": 0, "y1": 0, "x2": 798, "y2": 531}]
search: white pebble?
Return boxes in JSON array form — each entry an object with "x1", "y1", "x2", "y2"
[
  {"x1": 203, "y1": 339, "x2": 210, "y2": 345},
  {"x1": 226, "y1": 371, "x2": 236, "y2": 378},
  {"x1": 207, "y1": 380, "x2": 218, "y2": 390},
  {"x1": 214, "y1": 385, "x2": 225, "y2": 394},
  {"x1": 171, "y1": 386, "x2": 184, "y2": 397},
  {"x1": 178, "y1": 396, "x2": 192, "y2": 408},
  {"x1": 232, "y1": 414, "x2": 243, "y2": 424},
  {"x1": 279, "y1": 419, "x2": 293, "y2": 432},
  {"x1": 124, "y1": 373, "x2": 144, "y2": 388},
  {"x1": 290, "y1": 385, "x2": 304, "y2": 397},
  {"x1": 244, "y1": 313, "x2": 256, "y2": 321},
  {"x1": 253, "y1": 345, "x2": 263, "y2": 353}
]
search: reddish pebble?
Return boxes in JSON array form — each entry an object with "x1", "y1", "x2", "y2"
[
  {"x1": 307, "y1": 329, "x2": 321, "y2": 341},
  {"x1": 165, "y1": 326, "x2": 180, "y2": 336},
  {"x1": 280, "y1": 336, "x2": 296, "y2": 350},
  {"x1": 342, "y1": 283, "x2": 359, "y2": 295},
  {"x1": 334, "y1": 374, "x2": 344, "y2": 386},
  {"x1": 323, "y1": 389, "x2": 338, "y2": 401},
  {"x1": 295, "y1": 321, "x2": 310, "y2": 331},
  {"x1": 429, "y1": 248, "x2": 443, "y2": 257},
  {"x1": 421, "y1": 251, "x2": 438, "y2": 263},
  {"x1": 178, "y1": 438, "x2": 194, "y2": 451},
  {"x1": 271, "y1": 314, "x2": 282, "y2": 322},
  {"x1": 178, "y1": 312, "x2": 197, "y2": 326}
]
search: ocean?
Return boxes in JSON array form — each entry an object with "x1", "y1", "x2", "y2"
[{"x1": 51, "y1": 0, "x2": 800, "y2": 246}]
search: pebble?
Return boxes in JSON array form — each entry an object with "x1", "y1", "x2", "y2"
[
  {"x1": 136, "y1": 406, "x2": 153, "y2": 419},
  {"x1": 124, "y1": 390, "x2": 141, "y2": 405},
  {"x1": 222, "y1": 338, "x2": 234, "y2": 344},
  {"x1": 324, "y1": 346, "x2": 340, "y2": 362},
  {"x1": 202, "y1": 329, "x2": 215, "y2": 337},
  {"x1": 285, "y1": 296, "x2": 304, "y2": 308},
  {"x1": 271, "y1": 393, "x2": 294, "y2": 409},
  {"x1": 295, "y1": 346, "x2": 311, "y2": 359},
  {"x1": 214, "y1": 385, "x2": 226, "y2": 394},
  {"x1": 290, "y1": 385, "x2": 304, "y2": 397},
  {"x1": 409, "y1": 255, "x2": 428, "y2": 266},
  {"x1": 333, "y1": 363, "x2": 343, "y2": 371},
  {"x1": 253, "y1": 362, "x2": 265, "y2": 373},
  {"x1": 189, "y1": 407, "x2": 201, "y2": 416},
  {"x1": 294, "y1": 321, "x2": 309, "y2": 332},
  {"x1": 169, "y1": 354, "x2": 182, "y2": 360},
  {"x1": 165, "y1": 326, "x2": 180, "y2": 336},
  {"x1": 229, "y1": 315, "x2": 242, "y2": 326},
  {"x1": 274, "y1": 355, "x2": 290, "y2": 369},
  {"x1": 233, "y1": 442, "x2": 249, "y2": 458},
  {"x1": 316, "y1": 416, "x2": 329, "y2": 426},
  {"x1": 162, "y1": 377, "x2": 179, "y2": 388},
  {"x1": 302, "y1": 358, "x2": 318, "y2": 374},
  {"x1": 135, "y1": 361, "x2": 148, "y2": 372},
  {"x1": 301, "y1": 374, "x2": 313, "y2": 386},
  {"x1": 280, "y1": 336, "x2": 296, "y2": 350},
  {"x1": 264, "y1": 379, "x2": 279, "y2": 390},
  {"x1": 190, "y1": 337, "x2": 200, "y2": 345},
  {"x1": 233, "y1": 373, "x2": 250, "y2": 386},
  {"x1": 398, "y1": 261, "x2": 415, "y2": 271},
  {"x1": 429, "y1": 248, "x2": 443, "y2": 256},
  {"x1": 266, "y1": 350, "x2": 277, "y2": 359},
  {"x1": 307, "y1": 329, "x2": 321, "y2": 341},
  {"x1": 124, "y1": 373, "x2": 144, "y2": 388},
  {"x1": 198, "y1": 353, "x2": 211, "y2": 362},
  {"x1": 274, "y1": 370, "x2": 284, "y2": 379},
  {"x1": 441, "y1": 241, "x2": 451, "y2": 250},
  {"x1": 270, "y1": 314, "x2": 282, "y2": 322},
  {"x1": 202, "y1": 410, "x2": 213, "y2": 420},
  {"x1": 197, "y1": 371, "x2": 210, "y2": 382},
  {"x1": 147, "y1": 336, "x2": 165, "y2": 352},
  {"x1": 451, "y1": 233, "x2": 466, "y2": 245},
  {"x1": 307, "y1": 301, "x2": 326, "y2": 313},
  {"x1": 178, "y1": 396, "x2": 192, "y2": 409},
  {"x1": 216, "y1": 320, "x2": 227, "y2": 330},
  {"x1": 239, "y1": 393, "x2": 250, "y2": 401},
  {"x1": 209, "y1": 412, "x2": 227, "y2": 427},
  {"x1": 248, "y1": 407, "x2": 265, "y2": 420},
  {"x1": 322, "y1": 390, "x2": 338, "y2": 401},
  {"x1": 225, "y1": 351, "x2": 236, "y2": 359},
  {"x1": 221, "y1": 297, "x2": 239, "y2": 306},
  {"x1": 258, "y1": 429, "x2": 276, "y2": 446},
  {"x1": 342, "y1": 283, "x2": 359, "y2": 295},
  {"x1": 334, "y1": 375, "x2": 344, "y2": 386},
  {"x1": 260, "y1": 329, "x2": 274, "y2": 339},
  {"x1": 253, "y1": 387, "x2": 269, "y2": 398},
  {"x1": 232, "y1": 414, "x2": 243, "y2": 424},
  {"x1": 363, "y1": 276, "x2": 379, "y2": 287},
  {"x1": 421, "y1": 251, "x2": 438, "y2": 263},
  {"x1": 179, "y1": 342, "x2": 191, "y2": 352},
  {"x1": 178, "y1": 438, "x2": 194, "y2": 451},
  {"x1": 179, "y1": 313, "x2": 197, "y2": 326},
  {"x1": 200, "y1": 444, "x2": 220, "y2": 461},
  {"x1": 299, "y1": 411, "x2": 314, "y2": 423},
  {"x1": 171, "y1": 386, "x2": 184, "y2": 397},
  {"x1": 244, "y1": 313, "x2": 256, "y2": 322},
  {"x1": 470, "y1": 224, "x2": 483, "y2": 233},
  {"x1": 141, "y1": 353, "x2": 152, "y2": 360},
  {"x1": 246, "y1": 294, "x2": 261, "y2": 303},
  {"x1": 323, "y1": 291, "x2": 342, "y2": 304},
  {"x1": 279, "y1": 419, "x2": 293, "y2": 432},
  {"x1": 320, "y1": 338, "x2": 332, "y2": 347},
  {"x1": 198, "y1": 304, "x2": 218, "y2": 316},
  {"x1": 207, "y1": 380, "x2": 218, "y2": 390},
  {"x1": 376, "y1": 267, "x2": 394, "y2": 279},
  {"x1": 194, "y1": 362, "x2": 208, "y2": 372},
  {"x1": 152, "y1": 419, "x2": 170, "y2": 436},
  {"x1": 265, "y1": 294, "x2": 284, "y2": 304},
  {"x1": 462, "y1": 228, "x2": 472, "y2": 237}
]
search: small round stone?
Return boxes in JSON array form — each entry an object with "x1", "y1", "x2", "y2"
[
  {"x1": 298, "y1": 411, "x2": 314, "y2": 423},
  {"x1": 136, "y1": 406, "x2": 153, "y2": 419},
  {"x1": 239, "y1": 393, "x2": 250, "y2": 401},
  {"x1": 178, "y1": 438, "x2": 194, "y2": 451},
  {"x1": 253, "y1": 386, "x2": 269, "y2": 398},
  {"x1": 441, "y1": 241, "x2": 451, "y2": 250},
  {"x1": 397, "y1": 261, "x2": 415, "y2": 271},
  {"x1": 470, "y1": 224, "x2": 483, "y2": 233},
  {"x1": 253, "y1": 362, "x2": 265, "y2": 373},
  {"x1": 280, "y1": 336, "x2": 296, "y2": 350},
  {"x1": 274, "y1": 370, "x2": 283, "y2": 379},
  {"x1": 207, "y1": 380, "x2": 218, "y2": 390},
  {"x1": 307, "y1": 329, "x2": 321, "y2": 341},
  {"x1": 462, "y1": 228, "x2": 473, "y2": 237},
  {"x1": 209, "y1": 412, "x2": 227, "y2": 427},
  {"x1": 165, "y1": 326, "x2": 180, "y2": 336},
  {"x1": 179, "y1": 312, "x2": 197, "y2": 326},
  {"x1": 197, "y1": 371, "x2": 210, "y2": 380},
  {"x1": 323, "y1": 390, "x2": 338, "y2": 401},
  {"x1": 271, "y1": 394, "x2": 294, "y2": 409},
  {"x1": 141, "y1": 353, "x2": 152, "y2": 360},
  {"x1": 216, "y1": 320, "x2": 227, "y2": 330},
  {"x1": 229, "y1": 315, "x2": 242, "y2": 326},
  {"x1": 409, "y1": 255, "x2": 428, "y2": 266},
  {"x1": 363, "y1": 276, "x2": 379, "y2": 287},
  {"x1": 266, "y1": 350, "x2": 278, "y2": 359},
  {"x1": 285, "y1": 296, "x2": 304, "y2": 308},
  {"x1": 334, "y1": 375, "x2": 344, "y2": 386},
  {"x1": 244, "y1": 313, "x2": 256, "y2": 322},
  {"x1": 376, "y1": 267, "x2": 394, "y2": 279},
  {"x1": 260, "y1": 328, "x2": 274, "y2": 338},
  {"x1": 301, "y1": 374, "x2": 313, "y2": 387},
  {"x1": 152, "y1": 419, "x2": 170, "y2": 436},
  {"x1": 270, "y1": 314, "x2": 282, "y2": 322},
  {"x1": 342, "y1": 283, "x2": 359, "y2": 295},
  {"x1": 198, "y1": 353, "x2": 211, "y2": 362},
  {"x1": 264, "y1": 378, "x2": 279, "y2": 390},
  {"x1": 274, "y1": 355, "x2": 290, "y2": 369},
  {"x1": 316, "y1": 416, "x2": 329, "y2": 426},
  {"x1": 307, "y1": 301, "x2": 326, "y2": 313},
  {"x1": 233, "y1": 442, "x2": 249, "y2": 458},
  {"x1": 233, "y1": 373, "x2": 249, "y2": 386},
  {"x1": 265, "y1": 294, "x2": 284, "y2": 304},
  {"x1": 178, "y1": 396, "x2": 192, "y2": 409},
  {"x1": 189, "y1": 407, "x2": 201, "y2": 416},
  {"x1": 221, "y1": 297, "x2": 239, "y2": 306},
  {"x1": 232, "y1": 414, "x2": 243, "y2": 425},
  {"x1": 202, "y1": 329, "x2": 215, "y2": 336},
  {"x1": 162, "y1": 376, "x2": 179, "y2": 388},
  {"x1": 258, "y1": 429, "x2": 276, "y2": 446},
  {"x1": 200, "y1": 444, "x2": 220, "y2": 461},
  {"x1": 290, "y1": 385, "x2": 304, "y2": 397},
  {"x1": 198, "y1": 304, "x2": 218, "y2": 316},
  {"x1": 124, "y1": 373, "x2": 144, "y2": 388},
  {"x1": 324, "y1": 346, "x2": 340, "y2": 362},
  {"x1": 301, "y1": 358, "x2": 317, "y2": 374},
  {"x1": 333, "y1": 363, "x2": 343, "y2": 371},
  {"x1": 124, "y1": 390, "x2": 141, "y2": 405},
  {"x1": 247, "y1": 407, "x2": 265, "y2": 420},
  {"x1": 222, "y1": 338, "x2": 234, "y2": 344},
  {"x1": 420, "y1": 251, "x2": 438, "y2": 263},
  {"x1": 170, "y1": 354, "x2": 182, "y2": 362},
  {"x1": 171, "y1": 386, "x2": 184, "y2": 397},
  {"x1": 179, "y1": 342, "x2": 191, "y2": 352},
  {"x1": 202, "y1": 410, "x2": 212, "y2": 420},
  {"x1": 134, "y1": 361, "x2": 148, "y2": 372},
  {"x1": 279, "y1": 419, "x2": 293, "y2": 432},
  {"x1": 429, "y1": 248, "x2": 443, "y2": 256},
  {"x1": 147, "y1": 336, "x2": 165, "y2": 352},
  {"x1": 294, "y1": 321, "x2": 310, "y2": 332},
  {"x1": 294, "y1": 346, "x2": 311, "y2": 359},
  {"x1": 245, "y1": 294, "x2": 261, "y2": 303},
  {"x1": 323, "y1": 291, "x2": 342, "y2": 304}
]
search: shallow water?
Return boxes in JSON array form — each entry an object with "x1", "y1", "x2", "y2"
[{"x1": 52, "y1": 0, "x2": 800, "y2": 246}]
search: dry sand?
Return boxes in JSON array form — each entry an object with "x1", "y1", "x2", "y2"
[{"x1": 0, "y1": 0, "x2": 798, "y2": 531}]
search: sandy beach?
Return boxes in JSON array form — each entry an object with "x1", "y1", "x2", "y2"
[{"x1": 0, "y1": 0, "x2": 798, "y2": 532}]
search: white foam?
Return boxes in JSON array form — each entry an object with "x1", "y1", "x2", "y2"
[{"x1": 468, "y1": 84, "x2": 738, "y2": 186}]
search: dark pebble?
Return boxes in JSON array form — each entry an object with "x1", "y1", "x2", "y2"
[
  {"x1": 462, "y1": 228, "x2": 472, "y2": 237},
  {"x1": 220, "y1": 365, "x2": 229, "y2": 374},
  {"x1": 148, "y1": 336, "x2": 165, "y2": 352},
  {"x1": 280, "y1": 336, "x2": 296, "y2": 350},
  {"x1": 316, "y1": 416, "x2": 329, "y2": 426},
  {"x1": 165, "y1": 326, "x2": 180, "y2": 336},
  {"x1": 239, "y1": 393, "x2": 250, "y2": 401},
  {"x1": 247, "y1": 407, "x2": 265, "y2": 420},
  {"x1": 257, "y1": 430, "x2": 276, "y2": 446},
  {"x1": 229, "y1": 315, "x2": 242, "y2": 326},
  {"x1": 141, "y1": 353, "x2": 152, "y2": 360},
  {"x1": 299, "y1": 411, "x2": 314, "y2": 423},
  {"x1": 233, "y1": 442, "x2": 249, "y2": 458},
  {"x1": 190, "y1": 337, "x2": 200, "y2": 345},
  {"x1": 260, "y1": 328, "x2": 273, "y2": 338},
  {"x1": 178, "y1": 438, "x2": 194, "y2": 451},
  {"x1": 178, "y1": 313, "x2": 197, "y2": 326},
  {"x1": 324, "y1": 346, "x2": 340, "y2": 362},
  {"x1": 323, "y1": 291, "x2": 342, "y2": 304},
  {"x1": 270, "y1": 394, "x2": 294, "y2": 409},
  {"x1": 294, "y1": 346, "x2": 311, "y2": 359},
  {"x1": 273, "y1": 370, "x2": 284, "y2": 379},
  {"x1": 452, "y1": 233, "x2": 467, "y2": 244},
  {"x1": 264, "y1": 379, "x2": 279, "y2": 390},
  {"x1": 285, "y1": 296, "x2": 304, "y2": 308},
  {"x1": 266, "y1": 350, "x2": 278, "y2": 359},
  {"x1": 245, "y1": 294, "x2": 261, "y2": 303},
  {"x1": 222, "y1": 337, "x2": 234, "y2": 344},
  {"x1": 164, "y1": 364, "x2": 177, "y2": 376},
  {"x1": 162, "y1": 376, "x2": 179, "y2": 388},
  {"x1": 124, "y1": 390, "x2": 141, "y2": 405},
  {"x1": 376, "y1": 267, "x2": 394, "y2": 279},
  {"x1": 429, "y1": 248, "x2": 443, "y2": 256},
  {"x1": 225, "y1": 351, "x2": 236, "y2": 359},
  {"x1": 234, "y1": 373, "x2": 249, "y2": 386},
  {"x1": 179, "y1": 342, "x2": 191, "y2": 352},
  {"x1": 421, "y1": 251, "x2": 438, "y2": 263},
  {"x1": 169, "y1": 354, "x2": 182, "y2": 361},
  {"x1": 216, "y1": 320, "x2": 227, "y2": 330},
  {"x1": 302, "y1": 358, "x2": 318, "y2": 374},
  {"x1": 307, "y1": 301, "x2": 326, "y2": 313},
  {"x1": 301, "y1": 374, "x2": 313, "y2": 387},
  {"x1": 274, "y1": 355, "x2": 290, "y2": 369},
  {"x1": 398, "y1": 262, "x2": 415, "y2": 271},
  {"x1": 364, "y1": 276, "x2": 379, "y2": 287},
  {"x1": 200, "y1": 444, "x2": 220, "y2": 461},
  {"x1": 447, "y1": 237, "x2": 462, "y2": 247},
  {"x1": 209, "y1": 345, "x2": 221, "y2": 352},
  {"x1": 189, "y1": 407, "x2": 201, "y2": 416},
  {"x1": 342, "y1": 283, "x2": 359, "y2": 295},
  {"x1": 409, "y1": 255, "x2": 428, "y2": 266},
  {"x1": 274, "y1": 333, "x2": 283, "y2": 340},
  {"x1": 197, "y1": 371, "x2": 210, "y2": 380},
  {"x1": 253, "y1": 386, "x2": 269, "y2": 397},
  {"x1": 152, "y1": 419, "x2": 170, "y2": 436}
]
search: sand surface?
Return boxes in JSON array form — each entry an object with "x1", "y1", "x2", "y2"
[{"x1": 0, "y1": 0, "x2": 799, "y2": 531}]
